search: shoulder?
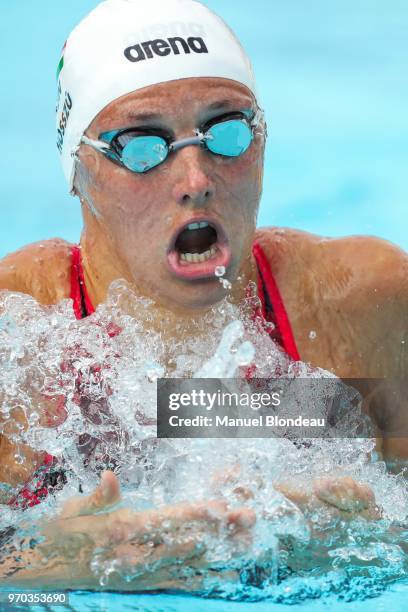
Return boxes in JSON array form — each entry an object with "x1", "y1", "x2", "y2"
[
  {"x1": 254, "y1": 227, "x2": 408, "y2": 375},
  {"x1": 0, "y1": 238, "x2": 74, "y2": 305},
  {"x1": 254, "y1": 227, "x2": 408, "y2": 299}
]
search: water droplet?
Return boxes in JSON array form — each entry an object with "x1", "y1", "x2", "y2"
[
  {"x1": 309, "y1": 330, "x2": 317, "y2": 340},
  {"x1": 214, "y1": 266, "x2": 226, "y2": 277},
  {"x1": 99, "y1": 574, "x2": 108, "y2": 586},
  {"x1": 264, "y1": 321, "x2": 275, "y2": 332},
  {"x1": 28, "y1": 412, "x2": 39, "y2": 426}
]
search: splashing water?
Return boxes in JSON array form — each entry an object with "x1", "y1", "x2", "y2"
[
  {"x1": 0, "y1": 281, "x2": 407, "y2": 602},
  {"x1": 214, "y1": 265, "x2": 232, "y2": 290}
]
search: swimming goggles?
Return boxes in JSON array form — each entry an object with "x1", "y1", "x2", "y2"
[{"x1": 80, "y1": 109, "x2": 264, "y2": 174}]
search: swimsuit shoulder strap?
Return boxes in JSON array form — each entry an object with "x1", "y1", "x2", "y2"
[
  {"x1": 252, "y1": 241, "x2": 300, "y2": 361},
  {"x1": 70, "y1": 245, "x2": 95, "y2": 319}
]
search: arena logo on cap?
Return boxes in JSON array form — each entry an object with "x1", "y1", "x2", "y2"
[{"x1": 124, "y1": 36, "x2": 208, "y2": 63}]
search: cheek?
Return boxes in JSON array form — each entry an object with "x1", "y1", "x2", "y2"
[
  {"x1": 89, "y1": 164, "x2": 163, "y2": 228},
  {"x1": 215, "y1": 150, "x2": 263, "y2": 215},
  {"x1": 89, "y1": 169, "x2": 176, "y2": 261}
]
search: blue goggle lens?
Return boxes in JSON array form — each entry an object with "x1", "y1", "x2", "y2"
[
  {"x1": 121, "y1": 135, "x2": 168, "y2": 173},
  {"x1": 205, "y1": 119, "x2": 252, "y2": 157}
]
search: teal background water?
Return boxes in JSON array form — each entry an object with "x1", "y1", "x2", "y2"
[
  {"x1": 0, "y1": 0, "x2": 407, "y2": 258},
  {"x1": 0, "y1": 1, "x2": 407, "y2": 609}
]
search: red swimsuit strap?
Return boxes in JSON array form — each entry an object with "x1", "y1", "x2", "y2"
[
  {"x1": 252, "y1": 241, "x2": 300, "y2": 361},
  {"x1": 70, "y1": 245, "x2": 95, "y2": 320}
]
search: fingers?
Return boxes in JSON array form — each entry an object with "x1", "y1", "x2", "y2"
[
  {"x1": 227, "y1": 508, "x2": 256, "y2": 530},
  {"x1": 113, "y1": 534, "x2": 206, "y2": 568},
  {"x1": 313, "y1": 476, "x2": 375, "y2": 512},
  {"x1": 125, "y1": 500, "x2": 255, "y2": 540},
  {"x1": 104, "y1": 505, "x2": 255, "y2": 582},
  {"x1": 59, "y1": 470, "x2": 121, "y2": 518},
  {"x1": 44, "y1": 497, "x2": 255, "y2": 591}
]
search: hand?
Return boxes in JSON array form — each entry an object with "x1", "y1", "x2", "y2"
[
  {"x1": 275, "y1": 476, "x2": 379, "y2": 519},
  {"x1": 2, "y1": 471, "x2": 256, "y2": 592},
  {"x1": 212, "y1": 465, "x2": 379, "y2": 518},
  {"x1": 312, "y1": 476, "x2": 378, "y2": 516}
]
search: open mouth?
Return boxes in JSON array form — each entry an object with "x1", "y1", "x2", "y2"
[{"x1": 167, "y1": 218, "x2": 231, "y2": 280}]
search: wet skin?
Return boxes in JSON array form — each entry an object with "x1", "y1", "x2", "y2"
[
  {"x1": 75, "y1": 78, "x2": 264, "y2": 314},
  {"x1": 0, "y1": 77, "x2": 407, "y2": 589}
]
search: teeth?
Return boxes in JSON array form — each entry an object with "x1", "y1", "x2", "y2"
[
  {"x1": 186, "y1": 221, "x2": 210, "y2": 230},
  {"x1": 179, "y1": 246, "x2": 218, "y2": 264}
]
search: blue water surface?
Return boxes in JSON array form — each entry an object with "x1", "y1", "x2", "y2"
[
  {"x1": 0, "y1": 1, "x2": 407, "y2": 609},
  {"x1": 64, "y1": 582, "x2": 408, "y2": 611}
]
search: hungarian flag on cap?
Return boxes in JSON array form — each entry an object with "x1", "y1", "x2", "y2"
[{"x1": 56, "y1": 41, "x2": 67, "y2": 81}]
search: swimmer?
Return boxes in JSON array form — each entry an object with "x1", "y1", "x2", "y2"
[{"x1": 0, "y1": 0, "x2": 407, "y2": 591}]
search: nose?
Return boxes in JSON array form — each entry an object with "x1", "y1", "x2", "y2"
[{"x1": 171, "y1": 145, "x2": 215, "y2": 207}]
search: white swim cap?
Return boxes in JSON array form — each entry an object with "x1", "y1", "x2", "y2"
[{"x1": 56, "y1": 0, "x2": 257, "y2": 193}]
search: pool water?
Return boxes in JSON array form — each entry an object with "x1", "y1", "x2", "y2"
[
  {"x1": 59, "y1": 583, "x2": 408, "y2": 611},
  {"x1": 1, "y1": 582, "x2": 408, "y2": 611}
]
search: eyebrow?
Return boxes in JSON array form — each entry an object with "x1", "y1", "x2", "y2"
[
  {"x1": 124, "y1": 99, "x2": 251, "y2": 123},
  {"x1": 124, "y1": 111, "x2": 163, "y2": 122},
  {"x1": 206, "y1": 99, "x2": 250, "y2": 111}
]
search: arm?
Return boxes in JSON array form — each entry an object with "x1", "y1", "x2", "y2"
[
  {"x1": 1, "y1": 470, "x2": 379, "y2": 593},
  {"x1": 0, "y1": 240, "x2": 73, "y2": 492},
  {"x1": 0, "y1": 472, "x2": 254, "y2": 591},
  {"x1": 358, "y1": 240, "x2": 408, "y2": 460}
]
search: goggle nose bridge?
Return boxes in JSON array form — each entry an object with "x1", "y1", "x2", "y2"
[{"x1": 169, "y1": 131, "x2": 210, "y2": 153}]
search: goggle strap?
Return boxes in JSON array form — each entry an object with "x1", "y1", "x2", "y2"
[
  {"x1": 251, "y1": 108, "x2": 264, "y2": 129},
  {"x1": 81, "y1": 135, "x2": 112, "y2": 154}
]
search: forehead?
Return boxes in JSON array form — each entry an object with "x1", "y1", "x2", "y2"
[{"x1": 91, "y1": 77, "x2": 255, "y2": 129}]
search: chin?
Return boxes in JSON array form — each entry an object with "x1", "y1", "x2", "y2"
[{"x1": 164, "y1": 279, "x2": 230, "y2": 311}]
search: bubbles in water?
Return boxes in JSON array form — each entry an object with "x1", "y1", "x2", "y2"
[
  {"x1": 14, "y1": 453, "x2": 24, "y2": 465},
  {"x1": 309, "y1": 330, "x2": 317, "y2": 340},
  {"x1": 213, "y1": 265, "x2": 234, "y2": 290},
  {"x1": 0, "y1": 281, "x2": 407, "y2": 601},
  {"x1": 214, "y1": 266, "x2": 226, "y2": 277},
  {"x1": 220, "y1": 278, "x2": 232, "y2": 290}
]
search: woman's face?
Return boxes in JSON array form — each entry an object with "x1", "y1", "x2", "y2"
[{"x1": 76, "y1": 77, "x2": 265, "y2": 310}]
